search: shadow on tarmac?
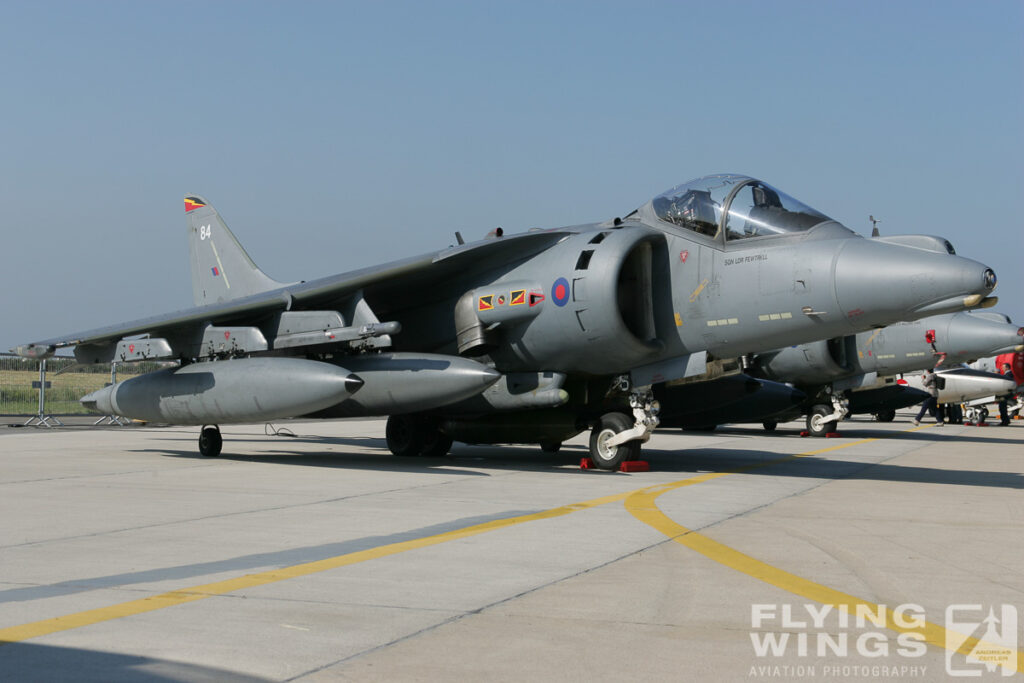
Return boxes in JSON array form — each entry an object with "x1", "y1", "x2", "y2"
[
  {"x1": 704, "y1": 423, "x2": 1021, "y2": 446},
  {"x1": 638, "y1": 446, "x2": 1024, "y2": 489},
  {"x1": 132, "y1": 445, "x2": 585, "y2": 476},
  {"x1": 128, "y1": 425, "x2": 1024, "y2": 491},
  {"x1": 121, "y1": 420, "x2": 1024, "y2": 487},
  {"x1": 0, "y1": 642, "x2": 271, "y2": 683},
  {"x1": 132, "y1": 432, "x2": 595, "y2": 476}
]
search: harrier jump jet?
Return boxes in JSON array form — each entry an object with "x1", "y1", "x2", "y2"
[
  {"x1": 14, "y1": 175, "x2": 998, "y2": 468},
  {"x1": 742, "y1": 310, "x2": 1021, "y2": 434}
]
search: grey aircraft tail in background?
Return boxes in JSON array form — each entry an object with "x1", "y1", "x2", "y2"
[{"x1": 14, "y1": 174, "x2": 1000, "y2": 468}]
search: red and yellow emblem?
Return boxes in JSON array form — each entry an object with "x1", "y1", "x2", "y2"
[
  {"x1": 510, "y1": 289, "x2": 526, "y2": 306},
  {"x1": 184, "y1": 197, "x2": 206, "y2": 213},
  {"x1": 478, "y1": 295, "x2": 494, "y2": 311}
]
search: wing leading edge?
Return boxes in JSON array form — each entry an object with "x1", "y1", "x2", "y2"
[{"x1": 15, "y1": 209, "x2": 573, "y2": 362}]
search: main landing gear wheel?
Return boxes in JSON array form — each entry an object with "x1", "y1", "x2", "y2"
[
  {"x1": 386, "y1": 415, "x2": 424, "y2": 456},
  {"x1": 385, "y1": 415, "x2": 452, "y2": 457},
  {"x1": 420, "y1": 429, "x2": 454, "y2": 458},
  {"x1": 199, "y1": 426, "x2": 222, "y2": 457},
  {"x1": 873, "y1": 409, "x2": 896, "y2": 423},
  {"x1": 806, "y1": 404, "x2": 833, "y2": 437},
  {"x1": 589, "y1": 412, "x2": 639, "y2": 471}
]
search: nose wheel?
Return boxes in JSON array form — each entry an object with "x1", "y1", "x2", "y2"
[
  {"x1": 587, "y1": 386, "x2": 660, "y2": 470},
  {"x1": 589, "y1": 413, "x2": 640, "y2": 470},
  {"x1": 806, "y1": 392, "x2": 849, "y2": 437},
  {"x1": 199, "y1": 425, "x2": 222, "y2": 457},
  {"x1": 806, "y1": 405, "x2": 833, "y2": 437}
]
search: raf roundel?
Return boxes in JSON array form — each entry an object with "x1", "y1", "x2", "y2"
[{"x1": 551, "y1": 277, "x2": 570, "y2": 307}]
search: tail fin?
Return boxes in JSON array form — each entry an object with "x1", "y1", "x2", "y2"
[{"x1": 184, "y1": 195, "x2": 286, "y2": 306}]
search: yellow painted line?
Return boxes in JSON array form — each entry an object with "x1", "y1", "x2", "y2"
[
  {"x1": 0, "y1": 428, "x2": 944, "y2": 648},
  {"x1": 0, "y1": 437, "x2": 859, "y2": 645},
  {"x1": 624, "y1": 438, "x2": 1024, "y2": 675},
  {"x1": 0, "y1": 490, "x2": 631, "y2": 645},
  {"x1": 688, "y1": 278, "x2": 708, "y2": 303},
  {"x1": 864, "y1": 329, "x2": 881, "y2": 346}
]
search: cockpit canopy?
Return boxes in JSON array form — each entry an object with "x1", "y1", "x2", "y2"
[{"x1": 644, "y1": 174, "x2": 833, "y2": 241}]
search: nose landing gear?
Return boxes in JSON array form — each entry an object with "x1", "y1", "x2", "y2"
[{"x1": 588, "y1": 386, "x2": 659, "y2": 470}]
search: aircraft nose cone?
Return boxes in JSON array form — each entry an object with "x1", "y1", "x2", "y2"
[
  {"x1": 983, "y1": 269, "x2": 997, "y2": 290},
  {"x1": 947, "y1": 316, "x2": 1024, "y2": 357},
  {"x1": 833, "y1": 240, "x2": 997, "y2": 326}
]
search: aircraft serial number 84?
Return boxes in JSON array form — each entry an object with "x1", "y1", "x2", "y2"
[{"x1": 15, "y1": 175, "x2": 997, "y2": 468}]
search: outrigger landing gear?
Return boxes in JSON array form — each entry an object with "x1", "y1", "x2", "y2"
[
  {"x1": 588, "y1": 385, "x2": 659, "y2": 471},
  {"x1": 199, "y1": 425, "x2": 222, "y2": 457}
]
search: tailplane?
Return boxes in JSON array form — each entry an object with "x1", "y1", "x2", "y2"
[{"x1": 185, "y1": 195, "x2": 286, "y2": 306}]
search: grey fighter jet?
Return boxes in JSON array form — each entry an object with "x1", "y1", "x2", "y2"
[
  {"x1": 13, "y1": 175, "x2": 999, "y2": 468},
  {"x1": 737, "y1": 311, "x2": 1023, "y2": 434}
]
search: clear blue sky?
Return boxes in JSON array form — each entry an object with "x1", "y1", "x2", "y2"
[{"x1": 2, "y1": 1, "x2": 1021, "y2": 353}]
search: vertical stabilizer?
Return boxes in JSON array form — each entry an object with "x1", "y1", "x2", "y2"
[{"x1": 185, "y1": 195, "x2": 286, "y2": 306}]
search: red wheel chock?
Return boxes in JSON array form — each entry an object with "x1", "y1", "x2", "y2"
[{"x1": 580, "y1": 458, "x2": 650, "y2": 472}]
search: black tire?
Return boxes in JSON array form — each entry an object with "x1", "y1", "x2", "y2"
[
  {"x1": 199, "y1": 426, "x2": 222, "y2": 457},
  {"x1": 420, "y1": 430, "x2": 453, "y2": 458},
  {"x1": 980, "y1": 407, "x2": 989, "y2": 422},
  {"x1": 386, "y1": 415, "x2": 424, "y2": 457},
  {"x1": 806, "y1": 404, "x2": 833, "y2": 437},
  {"x1": 539, "y1": 442, "x2": 562, "y2": 454},
  {"x1": 874, "y1": 410, "x2": 896, "y2": 423},
  {"x1": 589, "y1": 412, "x2": 639, "y2": 470},
  {"x1": 762, "y1": 421, "x2": 778, "y2": 432}
]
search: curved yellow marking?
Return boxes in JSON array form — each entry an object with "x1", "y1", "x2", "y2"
[
  {"x1": 0, "y1": 439, "x2": 873, "y2": 644},
  {"x1": 1, "y1": 424, "x2": 998, "y2": 667},
  {"x1": 0, "y1": 490, "x2": 631, "y2": 645},
  {"x1": 624, "y1": 470, "x2": 1023, "y2": 674}
]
